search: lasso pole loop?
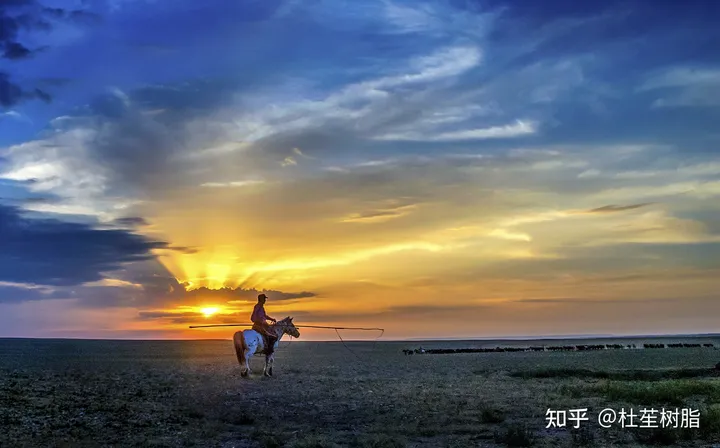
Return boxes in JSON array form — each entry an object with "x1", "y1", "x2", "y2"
[
  {"x1": 190, "y1": 323, "x2": 385, "y2": 360},
  {"x1": 189, "y1": 323, "x2": 384, "y2": 331}
]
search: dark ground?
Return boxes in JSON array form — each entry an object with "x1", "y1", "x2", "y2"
[{"x1": 1, "y1": 336, "x2": 719, "y2": 447}]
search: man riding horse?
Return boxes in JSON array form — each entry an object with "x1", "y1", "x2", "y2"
[{"x1": 251, "y1": 293, "x2": 278, "y2": 355}]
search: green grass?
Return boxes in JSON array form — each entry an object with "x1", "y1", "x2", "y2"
[
  {"x1": 628, "y1": 406, "x2": 720, "y2": 445},
  {"x1": 569, "y1": 424, "x2": 596, "y2": 447},
  {"x1": 349, "y1": 434, "x2": 407, "y2": 448},
  {"x1": 700, "y1": 405, "x2": 720, "y2": 440},
  {"x1": 493, "y1": 423, "x2": 536, "y2": 447},
  {"x1": 632, "y1": 426, "x2": 688, "y2": 446},
  {"x1": 564, "y1": 379, "x2": 720, "y2": 405},
  {"x1": 291, "y1": 434, "x2": 341, "y2": 448},
  {"x1": 1, "y1": 338, "x2": 719, "y2": 447},
  {"x1": 253, "y1": 430, "x2": 283, "y2": 448},
  {"x1": 220, "y1": 411, "x2": 255, "y2": 425},
  {"x1": 480, "y1": 406, "x2": 506, "y2": 423},
  {"x1": 510, "y1": 367, "x2": 718, "y2": 381}
]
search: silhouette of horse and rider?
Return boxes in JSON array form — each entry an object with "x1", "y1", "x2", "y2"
[{"x1": 233, "y1": 293, "x2": 301, "y2": 377}]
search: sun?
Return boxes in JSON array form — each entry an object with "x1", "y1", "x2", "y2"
[{"x1": 200, "y1": 307, "x2": 220, "y2": 318}]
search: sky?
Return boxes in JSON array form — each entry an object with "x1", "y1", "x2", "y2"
[{"x1": 1, "y1": 0, "x2": 719, "y2": 341}]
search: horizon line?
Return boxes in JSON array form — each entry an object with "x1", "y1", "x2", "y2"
[{"x1": 1, "y1": 331, "x2": 718, "y2": 343}]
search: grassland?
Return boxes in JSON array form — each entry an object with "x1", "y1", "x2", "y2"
[{"x1": 1, "y1": 336, "x2": 719, "y2": 447}]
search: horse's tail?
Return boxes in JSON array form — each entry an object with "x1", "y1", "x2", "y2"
[{"x1": 233, "y1": 331, "x2": 246, "y2": 366}]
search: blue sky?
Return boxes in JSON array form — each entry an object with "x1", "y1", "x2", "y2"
[{"x1": 1, "y1": 0, "x2": 719, "y2": 339}]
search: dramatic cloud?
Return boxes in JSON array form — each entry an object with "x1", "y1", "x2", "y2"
[
  {"x1": 0, "y1": 0, "x2": 98, "y2": 107},
  {"x1": 0, "y1": 72, "x2": 51, "y2": 107},
  {"x1": 0, "y1": 0, "x2": 718, "y2": 339},
  {"x1": 0, "y1": 203, "x2": 170, "y2": 286}
]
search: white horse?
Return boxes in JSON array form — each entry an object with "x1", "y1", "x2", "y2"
[{"x1": 233, "y1": 317, "x2": 300, "y2": 377}]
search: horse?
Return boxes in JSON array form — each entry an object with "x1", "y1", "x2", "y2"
[{"x1": 232, "y1": 316, "x2": 300, "y2": 377}]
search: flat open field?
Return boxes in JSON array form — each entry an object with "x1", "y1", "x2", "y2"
[{"x1": 1, "y1": 336, "x2": 719, "y2": 447}]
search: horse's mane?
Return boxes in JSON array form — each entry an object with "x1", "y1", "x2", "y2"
[{"x1": 271, "y1": 316, "x2": 299, "y2": 338}]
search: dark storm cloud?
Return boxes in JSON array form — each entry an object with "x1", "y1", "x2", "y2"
[
  {"x1": 0, "y1": 72, "x2": 51, "y2": 107},
  {"x1": 0, "y1": 0, "x2": 100, "y2": 56},
  {"x1": 1, "y1": 1, "x2": 51, "y2": 61},
  {"x1": 0, "y1": 203, "x2": 171, "y2": 287},
  {"x1": 0, "y1": 0, "x2": 99, "y2": 107},
  {"x1": 3, "y1": 42, "x2": 34, "y2": 60}
]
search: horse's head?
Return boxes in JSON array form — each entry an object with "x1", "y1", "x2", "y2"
[{"x1": 276, "y1": 316, "x2": 300, "y2": 338}]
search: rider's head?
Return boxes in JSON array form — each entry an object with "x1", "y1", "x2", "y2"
[{"x1": 258, "y1": 293, "x2": 267, "y2": 304}]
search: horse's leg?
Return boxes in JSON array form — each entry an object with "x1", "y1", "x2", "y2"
[
  {"x1": 234, "y1": 332, "x2": 249, "y2": 377},
  {"x1": 240, "y1": 354, "x2": 248, "y2": 377},
  {"x1": 263, "y1": 354, "x2": 268, "y2": 376},
  {"x1": 243, "y1": 347, "x2": 252, "y2": 377},
  {"x1": 263, "y1": 353, "x2": 274, "y2": 376}
]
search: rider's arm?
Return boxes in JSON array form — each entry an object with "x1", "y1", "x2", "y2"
[{"x1": 258, "y1": 306, "x2": 274, "y2": 322}]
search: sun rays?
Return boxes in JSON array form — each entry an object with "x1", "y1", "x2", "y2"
[{"x1": 200, "y1": 307, "x2": 220, "y2": 318}]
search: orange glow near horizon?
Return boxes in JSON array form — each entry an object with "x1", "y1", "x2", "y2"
[
  {"x1": 131, "y1": 192, "x2": 720, "y2": 342},
  {"x1": 200, "y1": 307, "x2": 220, "y2": 318}
]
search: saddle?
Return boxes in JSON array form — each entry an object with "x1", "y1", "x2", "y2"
[{"x1": 253, "y1": 324, "x2": 277, "y2": 354}]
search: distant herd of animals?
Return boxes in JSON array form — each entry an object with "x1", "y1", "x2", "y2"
[{"x1": 402, "y1": 343, "x2": 717, "y2": 355}]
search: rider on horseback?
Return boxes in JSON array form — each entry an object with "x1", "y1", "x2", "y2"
[{"x1": 251, "y1": 294, "x2": 278, "y2": 355}]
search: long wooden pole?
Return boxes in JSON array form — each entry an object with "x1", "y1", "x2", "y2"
[{"x1": 188, "y1": 323, "x2": 384, "y2": 331}]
